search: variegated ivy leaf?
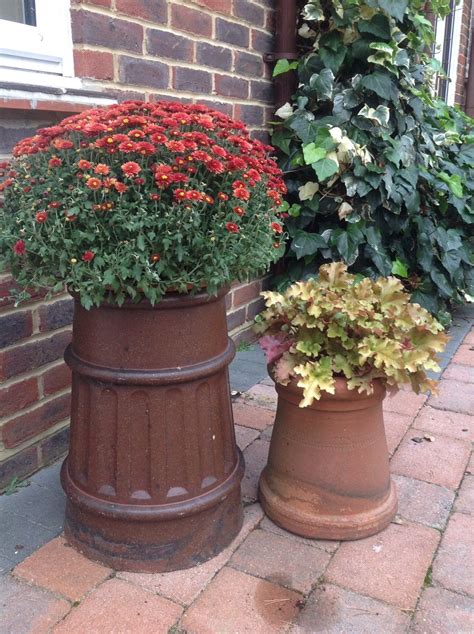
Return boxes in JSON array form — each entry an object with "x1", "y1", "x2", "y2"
[
  {"x1": 357, "y1": 104, "x2": 390, "y2": 127},
  {"x1": 275, "y1": 102, "x2": 294, "y2": 120},
  {"x1": 298, "y1": 181, "x2": 320, "y2": 201}
]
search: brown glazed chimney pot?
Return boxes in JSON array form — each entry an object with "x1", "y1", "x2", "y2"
[
  {"x1": 259, "y1": 377, "x2": 397, "y2": 540},
  {"x1": 61, "y1": 287, "x2": 244, "y2": 572}
]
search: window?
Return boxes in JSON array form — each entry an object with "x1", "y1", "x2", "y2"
[
  {"x1": 433, "y1": 0, "x2": 464, "y2": 105},
  {"x1": 0, "y1": 0, "x2": 75, "y2": 83}
]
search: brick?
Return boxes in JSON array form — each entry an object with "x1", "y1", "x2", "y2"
[
  {"x1": 235, "y1": 104, "x2": 265, "y2": 125},
  {"x1": 391, "y1": 429, "x2": 470, "y2": 489},
  {"x1": 0, "y1": 445, "x2": 38, "y2": 491},
  {"x1": 199, "y1": 100, "x2": 233, "y2": 116},
  {"x1": 325, "y1": 522, "x2": 440, "y2": 609},
  {"x1": 1, "y1": 575, "x2": 70, "y2": 634},
  {"x1": 171, "y1": 4, "x2": 212, "y2": 37},
  {"x1": 233, "y1": 281, "x2": 261, "y2": 308},
  {"x1": 463, "y1": 328, "x2": 474, "y2": 345},
  {"x1": 242, "y1": 437, "x2": 269, "y2": 501},
  {"x1": 119, "y1": 56, "x2": 169, "y2": 89},
  {"x1": 411, "y1": 587, "x2": 474, "y2": 634},
  {"x1": 2, "y1": 392, "x2": 71, "y2": 448},
  {"x1": 0, "y1": 377, "x2": 38, "y2": 418},
  {"x1": 260, "y1": 516, "x2": 340, "y2": 554},
  {"x1": 392, "y1": 474, "x2": 454, "y2": 530},
  {"x1": 250, "y1": 79, "x2": 273, "y2": 102},
  {"x1": 196, "y1": 42, "x2": 233, "y2": 71},
  {"x1": 383, "y1": 389, "x2": 427, "y2": 417},
  {"x1": 14, "y1": 536, "x2": 111, "y2": 601},
  {"x1": 216, "y1": 18, "x2": 250, "y2": 47},
  {"x1": 0, "y1": 310, "x2": 33, "y2": 349},
  {"x1": 235, "y1": 424, "x2": 259, "y2": 450},
  {"x1": 452, "y1": 343, "x2": 474, "y2": 366},
  {"x1": 40, "y1": 426, "x2": 70, "y2": 464},
  {"x1": 181, "y1": 567, "x2": 301, "y2": 633},
  {"x1": 413, "y1": 405, "x2": 473, "y2": 441},
  {"x1": 55, "y1": 578, "x2": 182, "y2": 632},
  {"x1": 193, "y1": 0, "x2": 232, "y2": 13},
  {"x1": 147, "y1": 29, "x2": 193, "y2": 62},
  {"x1": 214, "y1": 72, "x2": 249, "y2": 98},
  {"x1": 245, "y1": 382, "x2": 277, "y2": 409},
  {"x1": 428, "y1": 378, "x2": 474, "y2": 415},
  {"x1": 432, "y1": 513, "x2": 474, "y2": 596},
  {"x1": 173, "y1": 67, "x2": 212, "y2": 94},
  {"x1": 0, "y1": 330, "x2": 71, "y2": 381},
  {"x1": 38, "y1": 298, "x2": 73, "y2": 333},
  {"x1": 230, "y1": 529, "x2": 331, "y2": 593},
  {"x1": 383, "y1": 410, "x2": 412, "y2": 455},
  {"x1": 73, "y1": 49, "x2": 114, "y2": 81},
  {"x1": 295, "y1": 584, "x2": 411, "y2": 634},
  {"x1": 233, "y1": 401, "x2": 274, "y2": 430},
  {"x1": 235, "y1": 50, "x2": 264, "y2": 76},
  {"x1": 71, "y1": 0, "x2": 111, "y2": 6},
  {"x1": 442, "y1": 362, "x2": 474, "y2": 383},
  {"x1": 71, "y1": 9, "x2": 143, "y2": 53},
  {"x1": 246, "y1": 297, "x2": 265, "y2": 321},
  {"x1": 118, "y1": 504, "x2": 263, "y2": 606},
  {"x1": 115, "y1": 0, "x2": 167, "y2": 22},
  {"x1": 455, "y1": 475, "x2": 474, "y2": 514},
  {"x1": 252, "y1": 28, "x2": 273, "y2": 53},
  {"x1": 233, "y1": 0, "x2": 265, "y2": 25},
  {"x1": 227, "y1": 308, "x2": 246, "y2": 331},
  {"x1": 43, "y1": 363, "x2": 72, "y2": 396}
]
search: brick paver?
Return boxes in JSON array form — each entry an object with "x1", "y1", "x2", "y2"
[
  {"x1": 1, "y1": 575, "x2": 70, "y2": 634},
  {"x1": 411, "y1": 587, "x2": 474, "y2": 633},
  {"x1": 393, "y1": 474, "x2": 455, "y2": 529},
  {"x1": 432, "y1": 512, "x2": 474, "y2": 597},
  {"x1": 325, "y1": 522, "x2": 440, "y2": 609},
  {"x1": 181, "y1": 566, "x2": 301, "y2": 633},
  {"x1": 293, "y1": 583, "x2": 411, "y2": 633},
  {"x1": 53, "y1": 578, "x2": 182, "y2": 633},
  {"x1": 13, "y1": 536, "x2": 111, "y2": 601},
  {"x1": 229, "y1": 529, "x2": 331, "y2": 594},
  {"x1": 391, "y1": 430, "x2": 470, "y2": 489},
  {"x1": 2, "y1": 326, "x2": 473, "y2": 632}
]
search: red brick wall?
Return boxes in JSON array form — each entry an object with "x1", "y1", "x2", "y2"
[
  {"x1": 455, "y1": 0, "x2": 473, "y2": 106},
  {"x1": 0, "y1": 0, "x2": 274, "y2": 489}
]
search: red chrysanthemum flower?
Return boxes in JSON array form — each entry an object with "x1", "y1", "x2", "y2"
[
  {"x1": 217, "y1": 193, "x2": 229, "y2": 201},
  {"x1": 35, "y1": 211, "x2": 48, "y2": 223},
  {"x1": 233, "y1": 206, "x2": 245, "y2": 217},
  {"x1": 114, "y1": 181, "x2": 129, "y2": 193},
  {"x1": 121, "y1": 161, "x2": 141, "y2": 177},
  {"x1": 94, "y1": 163, "x2": 110, "y2": 175},
  {"x1": 226, "y1": 222, "x2": 239, "y2": 234},
  {"x1": 233, "y1": 187, "x2": 250, "y2": 201},
  {"x1": 13, "y1": 239, "x2": 26, "y2": 255},
  {"x1": 48, "y1": 157, "x2": 62, "y2": 168},
  {"x1": 271, "y1": 222, "x2": 283, "y2": 234},
  {"x1": 82, "y1": 250, "x2": 95, "y2": 262},
  {"x1": 206, "y1": 159, "x2": 225, "y2": 174},
  {"x1": 150, "y1": 253, "x2": 161, "y2": 263},
  {"x1": 86, "y1": 177, "x2": 102, "y2": 190}
]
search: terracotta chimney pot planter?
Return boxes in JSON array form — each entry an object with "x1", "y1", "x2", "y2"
[
  {"x1": 259, "y1": 377, "x2": 397, "y2": 540},
  {"x1": 61, "y1": 287, "x2": 244, "y2": 572}
]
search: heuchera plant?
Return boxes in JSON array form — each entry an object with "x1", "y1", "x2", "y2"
[
  {"x1": 0, "y1": 101, "x2": 287, "y2": 308},
  {"x1": 256, "y1": 262, "x2": 448, "y2": 407},
  {"x1": 271, "y1": 0, "x2": 473, "y2": 322}
]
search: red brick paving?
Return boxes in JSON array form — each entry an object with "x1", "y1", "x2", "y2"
[{"x1": 4, "y1": 327, "x2": 474, "y2": 632}]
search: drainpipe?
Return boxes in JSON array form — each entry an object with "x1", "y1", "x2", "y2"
[
  {"x1": 465, "y1": 25, "x2": 474, "y2": 117},
  {"x1": 263, "y1": 0, "x2": 299, "y2": 108}
]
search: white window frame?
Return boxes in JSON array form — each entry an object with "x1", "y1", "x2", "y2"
[
  {"x1": 0, "y1": 0, "x2": 80, "y2": 89},
  {"x1": 434, "y1": 0, "x2": 464, "y2": 105}
]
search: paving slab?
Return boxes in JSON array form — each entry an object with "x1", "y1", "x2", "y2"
[
  {"x1": 428, "y1": 378, "x2": 474, "y2": 415},
  {"x1": 53, "y1": 578, "x2": 182, "y2": 633},
  {"x1": 292, "y1": 583, "x2": 411, "y2": 634},
  {"x1": 235, "y1": 424, "x2": 260, "y2": 451},
  {"x1": 0, "y1": 509, "x2": 58, "y2": 564},
  {"x1": 1, "y1": 574, "x2": 70, "y2": 634},
  {"x1": 229, "y1": 528, "x2": 331, "y2": 594},
  {"x1": 0, "y1": 481, "x2": 65, "y2": 531},
  {"x1": 384, "y1": 411, "x2": 413, "y2": 455},
  {"x1": 181, "y1": 566, "x2": 302, "y2": 634},
  {"x1": 117, "y1": 503, "x2": 263, "y2": 606},
  {"x1": 390, "y1": 430, "x2": 470, "y2": 490},
  {"x1": 324, "y1": 521, "x2": 440, "y2": 610},
  {"x1": 413, "y1": 405, "x2": 473, "y2": 442},
  {"x1": 259, "y1": 516, "x2": 340, "y2": 554},
  {"x1": 455, "y1": 474, "x2": 474, "y2": 515},
  {"x1": 411, "y1": 586, "x2": 474, "y2": 633},
  {"x1": 392, "y1": 474, "x2": 455, "y2": 530},
  {"x1": 13, "y1": 536, "x2": 112, "y2": 602},
  {"x1": 383, "y1": 390, "x2": 427, "y2": 417},
  {"x1": 432, "y1": 512, "x2": 474, "y2": 597},
  {"x1": 233, "y1": 401, "x2": 275, "y2": 430},
  {"x1": 442, "y1": 362, "x2": 474, "y2": 383},
  {"x1": 451, "y1": 343, "x2": 474, "y2": 366},
  {"x1": 244, "y1": 383, "x2": 278, "y2": 410},
  {"x1": 242, "y1": 438, "x2": 270, "y2": 502}
]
